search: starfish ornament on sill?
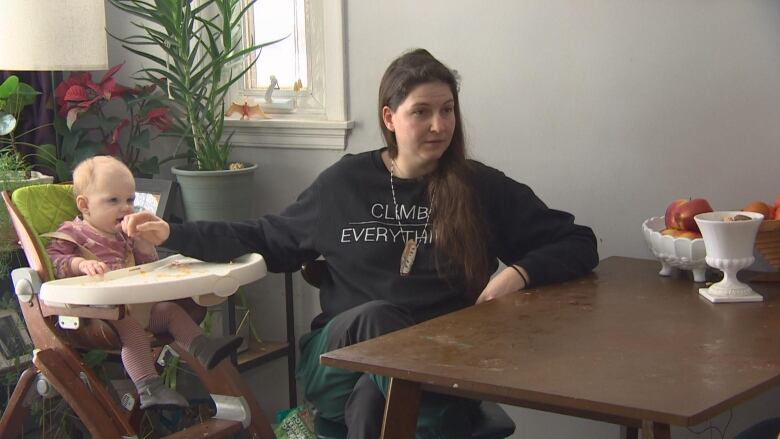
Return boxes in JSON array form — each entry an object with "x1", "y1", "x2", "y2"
[{"x1": 225, "y1": 98, "x2": 268, "y2": 120}]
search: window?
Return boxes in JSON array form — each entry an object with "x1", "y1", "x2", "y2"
[
  {"x1": 248, "y1": 0, "x2": 308, "y2": 90},
  {"x1": 225, "y1": 0, "x2": 353, "y2": 150}
]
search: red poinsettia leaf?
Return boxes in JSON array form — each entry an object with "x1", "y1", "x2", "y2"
[
  {"x1": 111, "y1": 119, "x2": 130, "y2": 143},
  {"x1": 75, "y1": 96, "x2": 103, "y2": 110},
  {"x1": 145, "y1": 107, "x2": 168, "y2": 119},
  {"x1": 110, "y1": 84, "x2": 137, "y2": 99},
  {"x1": 110, "y1": 83, "x2": 136, "y2": 97},
  {"x1": 56, "y1": 84, "x2": 75, "y2": 115},
  {"x1": 104, "y1": 142, "x2": 120, "y2": 156},
  {"x1": 141, "y1": 106, "x2": 172, "y2": 131},
  {"x1": 99, "y1": 63, "x2": 124, "y2": 84},
  {"x1": 63, "y1": 85, "x2": 89, "y2": 102},
  {"x1": 100, "y1": 78, "x2": 117, "y2": 99},
  {"x1": 55, "y1": 81, "x2": 71, "y2": 101},
  {"x1": 58, "y1": 73, "x2": 92, "y2": 98},
  {"x1": 59, "y1": 72, "x2": 91, "y2": 94}
]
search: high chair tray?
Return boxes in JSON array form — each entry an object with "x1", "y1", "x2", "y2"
[{"x1": 40, "y1": 253, "x2": 267, "y2": 305}]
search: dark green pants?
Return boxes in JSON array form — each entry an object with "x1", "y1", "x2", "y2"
[{"x1": 296, "y1": 300, "x2": 477, "y2": 439}]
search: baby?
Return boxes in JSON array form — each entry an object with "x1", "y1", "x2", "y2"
[{"x1": 46, "y1": 156, "x2": 242, "y2": 409}]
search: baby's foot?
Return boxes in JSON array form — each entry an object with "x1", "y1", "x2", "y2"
[{"x1": 136, "y1": 376, "x2": 188, "y2": 409}]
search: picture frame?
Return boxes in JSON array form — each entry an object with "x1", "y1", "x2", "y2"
[
  {"x1": 0, "y1": 309, "x2": 33, "y2": 371},
  {"x1": 134, "y1": 178, "x2": 175, "y2": 220}
]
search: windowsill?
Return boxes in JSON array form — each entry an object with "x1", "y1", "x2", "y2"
[{"x1": 223, "y1": 118, "x2": 354, "y2": 150}]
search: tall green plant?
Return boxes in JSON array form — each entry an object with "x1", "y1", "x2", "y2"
[{"x1": 107, "y1": 0, "x2": 284, "y2": 171}]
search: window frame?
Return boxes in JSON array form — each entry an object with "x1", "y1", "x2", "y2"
[
  {"x1": 225, "y1": 0, "x2": 353, "y2": 150},
  {"x1": 134, "y1": 177, "x2": 174, "y2": 220}
]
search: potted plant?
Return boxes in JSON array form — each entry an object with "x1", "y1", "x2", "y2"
[
  {"x1": 107, "y1": 0, "x2": 284, "y2": 221},
  {"x1": 0, "y1": 76, "x2": 56, "y2": 287},
  {"x1": 45, "y1": 63, "x2": 173, "y2": 180},
  {"x1": 0, "y1": 75, "x2": 55, "y2": 184},
  {"x1": 0, "y1": 149, "x2": 32, "y2": 289}
]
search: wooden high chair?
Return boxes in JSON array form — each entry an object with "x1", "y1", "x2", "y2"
[{"x1": 0, "y1": 185, "x2": 275, "y2": 438}]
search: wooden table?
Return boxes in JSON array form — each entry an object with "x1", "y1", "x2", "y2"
[{"x1": 320, "y1": 256, "x2": 780, "y2": 439}]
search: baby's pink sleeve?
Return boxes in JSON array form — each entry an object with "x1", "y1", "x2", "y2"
[{"x1": 46, "y1": 224, "x2": 80, "y2": 279}]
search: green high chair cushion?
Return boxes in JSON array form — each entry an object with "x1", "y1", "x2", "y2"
[{"x1": 11, "y1": 184, "x2": 78, "y2": 280}]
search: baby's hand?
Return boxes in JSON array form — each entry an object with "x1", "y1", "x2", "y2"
[{"x1": 79, "y1": 260, "x2": 108, "y2": 276}]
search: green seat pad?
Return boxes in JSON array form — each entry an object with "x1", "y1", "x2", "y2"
[{"x1": 12, "y1": 184, "x2": 78, "y2": 280}]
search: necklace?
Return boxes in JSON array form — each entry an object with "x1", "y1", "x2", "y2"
[{"x1": 390, "y1": 160, "x2": 430, "y2": 276}]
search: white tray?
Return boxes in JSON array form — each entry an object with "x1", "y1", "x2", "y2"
[{"x1": 40, "y1": 253, "x2": 267, "y2": 306}]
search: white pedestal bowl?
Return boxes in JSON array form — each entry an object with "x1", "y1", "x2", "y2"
[{"x1": 642, "y1": 216, "x2": 707, "y2": 282}]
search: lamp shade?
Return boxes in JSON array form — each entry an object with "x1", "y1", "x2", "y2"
[{"x1": 0, "y1": 0, "x2": 108, "y2": 71}]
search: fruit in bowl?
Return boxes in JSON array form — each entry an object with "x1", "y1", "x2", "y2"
[
  {"x1": 751, "y1": 195, "x2": 780, "y2": 275},
  {"x1": 643, "y1": 216, "x2": 708, "y2": 282},
  {"x1": 664, "y1": 198, "x2": 713, "y2": 233}
]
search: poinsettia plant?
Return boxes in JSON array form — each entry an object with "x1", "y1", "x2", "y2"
[{"x1": 36, "y1": 63, "x2": 172, "y2": 180}]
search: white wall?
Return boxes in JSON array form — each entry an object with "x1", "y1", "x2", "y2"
[
  {"x1": 105, "y1": 1, "x2": 780, "y2": 437},
  {"x1": 346, "y1": 0, "x2": 780, "y2": 260},
  {"x1": 342, "y1": 3, "x2": 780, "y2": 436}
]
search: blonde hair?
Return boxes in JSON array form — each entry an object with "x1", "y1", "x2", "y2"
[{"x1": 73, "y1": 156, "x2": 132, "y2": 197}]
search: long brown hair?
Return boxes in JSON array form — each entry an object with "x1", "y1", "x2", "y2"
[{"x1": 378, "y1": 48, "x2": 490, "y2": 298}]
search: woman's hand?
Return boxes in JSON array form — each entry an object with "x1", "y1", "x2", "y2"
[
  {"x1": 475, "y1": 265, "x2": 529, "y2": 304},
  {"x1": 122, "y1": 212, "x2": 170, "y2": 246}
]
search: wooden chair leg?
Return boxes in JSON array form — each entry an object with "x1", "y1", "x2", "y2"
[
  {"x1": 35, "y1": 349, "x2": 130, "y2": 439},
  {"x1": 0, "y1": 366, "x2": 38, "y2": 438},
  {"x1": 172, "y1": 345, "x2": 276, "y2": 439},
  {"x1": 56, "y1": 345, "x2": 137, "y2": 435},
  {"x1": 621, "y1": 425, "x2": 639, "y2": 439}
]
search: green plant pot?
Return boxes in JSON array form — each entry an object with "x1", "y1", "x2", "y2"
[{"x1": 171, "y1": 164, "x2": 257, "y2": 221}]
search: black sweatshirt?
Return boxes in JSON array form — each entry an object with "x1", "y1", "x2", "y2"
[{"x1": 165, "y1": 149, "x2": 599, "y2": 329}]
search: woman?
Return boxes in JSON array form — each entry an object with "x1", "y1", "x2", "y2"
[{"x1": 125, "y1": 48, "x2": 598, "y2": 438}]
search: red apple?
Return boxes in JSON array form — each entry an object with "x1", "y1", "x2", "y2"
[
  {"x1": 664, "y1": 199, "x2": 687, "y2": 229},
  {"x1": 672, "y1": 198, "x2": 713, "y2": 232}
]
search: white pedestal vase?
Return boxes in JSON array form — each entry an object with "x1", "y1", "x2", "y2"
[{"x1": 695, "y1": 211, "x2": 764, "y2": 303}]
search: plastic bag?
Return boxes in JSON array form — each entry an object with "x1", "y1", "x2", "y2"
[{"x1": 274, "y1": 404, "x2": 316, "y2": 439}]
